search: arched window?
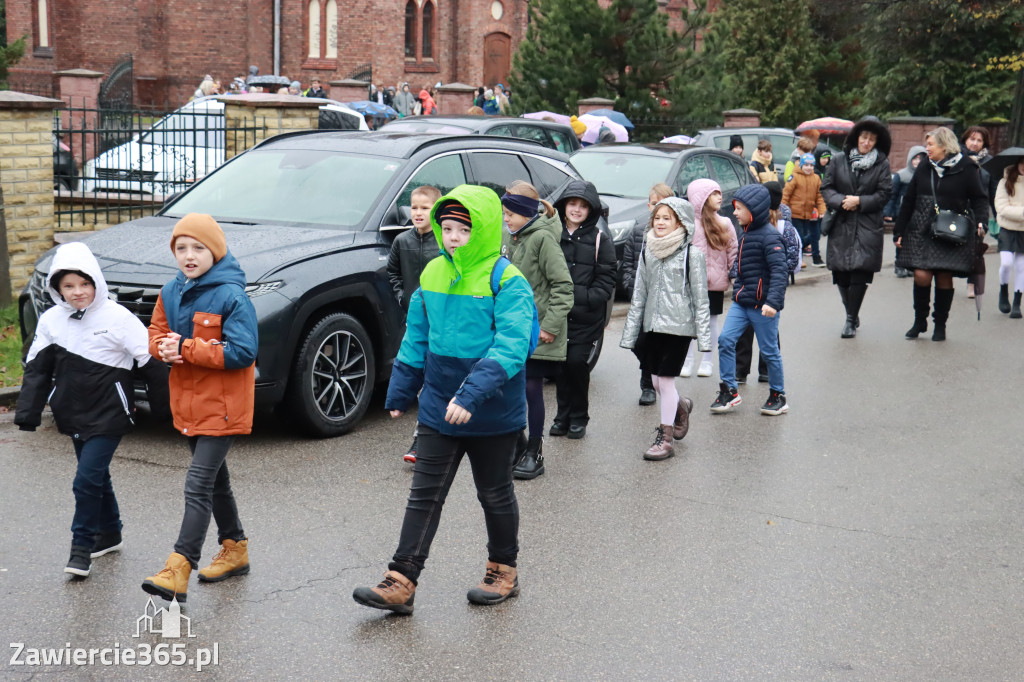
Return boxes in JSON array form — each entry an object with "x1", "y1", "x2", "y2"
[
  {"x1": 308, "y1": 0, "x2": 321, "y2": 58},
  {"x1": 406, "y1": 0, "x2": 438, "y2": 65},
  {"x1": 325, "y1": 0, "x2": 338, "y2": 58},
  {"x1": 405, "y1": 1, "x2": 416, "y2": 58},
  {"x1": 307, "y1": 0, "x2": 339, "y2": 61},
  {"x1": 421, "y1": 2, "x2": 434, "y2": 59}
]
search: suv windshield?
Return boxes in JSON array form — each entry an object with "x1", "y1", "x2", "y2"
[
  {"x1": 165, "y1": 148, "x2": 400, "y2": 228},
  {"x1": 571, "y1": 151, "x2": 674, "y2": 198}
]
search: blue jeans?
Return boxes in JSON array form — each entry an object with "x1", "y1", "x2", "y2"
[
  {"x1": 792, "y1": 218, "x2": 820, "y2": 259},
  {"x1": 173, "y1": 436, "x2": 245, "y2": 568},
  {"x1": 718, "y1": 303, "x2": 784, "y2": 393},
  {"x1": 71, "y1": 435, "x2": 123, "y2": 548}
]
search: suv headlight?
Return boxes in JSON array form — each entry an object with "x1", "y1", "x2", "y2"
[
  {"x1": 245, "y1": 281, "x2": 283, "y2": 298},
  {"x1": 608, "y1": 219, "x2": 636, "y2": 242}
]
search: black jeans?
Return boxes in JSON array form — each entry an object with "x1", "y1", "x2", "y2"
[
  {"x1": 390, "y1": 425, "x2": 519, "y2": 583},
  {"x1": 554, "y1": 340, "x2": 596, "y2": 426},
  {"x1": 173, "y1": 436, "x2": 245, "y2": 568},
  {"x1": 735, "y1": 327, "x2": 781, "y2": 380},
  {"x1": 71, "y1": 435, "x2": 123, "y2": 547}
]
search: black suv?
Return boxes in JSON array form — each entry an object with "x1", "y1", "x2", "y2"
[
  {"x1": 382, "y1": 115, "x2": 581, "y2": 153},
  {"x1": 20, "y1": 131, "x2": 589, "y2": 437}
]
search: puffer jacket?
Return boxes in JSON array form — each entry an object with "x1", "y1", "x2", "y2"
[
  {"x1": 749, "y1": 150, "x2": 776, "y2": 184},
  {"x1": 782, "y1": 171, "x2": 826, "y2": 220},
  {"x1": 620, "y1": 219, "x2": 646, "y2": 299},
  {"x1": 995, "y1": 168, "x2": 1024, "y2": 232},
  {"x1": 620, "y1": 199, "x2": 712, "y2": 352},
  {"x1": 16, "y1": 242, "x2": 170, "y2": 439},
  {"x1": 385, "y1": 184, "x2": 535, "y2": 436},
  {"x1": 554, "y1": 180, "x2": 618, "y2": 344},
  {"x1": 148, "y1": 250, "x2": 258, "y2": 436},
  {"x1": 732, "y1": 184, "x2": 788, "y2": 311},
  {"x1": 688, "y1": 179, "x2": 737, "y2": 292},
  {"x1": 506, "y1": 212, "x2": 573, "y2": 362},
  {"x1": 387, "y1": 227, "x2": 440, "y2": 311}
]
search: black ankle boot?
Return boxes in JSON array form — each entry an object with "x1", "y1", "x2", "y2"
[
  {"x1": 842, "y1": 316, "x2": 857, "y2": 338},
  {"x1": 932, "y1": 288, "x2": 954, "y2": 341},
  {"x1": 999, "y1": 284, "x2": 1012, "y2": 314},
  {"x1": 513, "y1": 438, "x2": 545, "y2": 480},
  {"x1": 1011, "y1": 292, "x2": 1023, "y2": 319},
  {"x1": 906, "y1": 284, "x2": 930, "y2": 338},
  {"x1": 841, "y1": 284, "x2": 866, "y2": 338}
]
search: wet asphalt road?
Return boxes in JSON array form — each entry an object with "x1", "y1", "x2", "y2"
[{"x1": 1, "y1": 251, "x2": 1022, "y2": 681}]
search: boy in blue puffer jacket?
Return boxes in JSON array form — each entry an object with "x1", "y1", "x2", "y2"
[{"x1": 711, "y1": 184, "x2": 790, "y2": 416}]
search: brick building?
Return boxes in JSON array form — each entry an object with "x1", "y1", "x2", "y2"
[{"x1": 5, "y1": 0, "x2": 532, "y2": 107}]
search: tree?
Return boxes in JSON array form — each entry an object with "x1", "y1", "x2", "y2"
[
  {"x1": 0, "y1": 0, "x2": 27, "y2": 90},
  {"x1": 700, "y1": 0, "x2": 824, "y2": 126}
]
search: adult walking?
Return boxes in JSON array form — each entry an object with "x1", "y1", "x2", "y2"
[
  {"x1": 961, "y1": 126, "x2": 995, "y2": 300},
  {"x1": 550, "y1": 180, "x2": 617, "y2": 440},
  {"x1": 820, "y1": 117, "x2": 893, "y2": 338},
  {"x1": 994, "y1": 156, "x2": 1024, "y2": 318},
  {"x1": 393, "y1": 83, "x2": 415, "y2": 117},
  {"x1": 894, "y1": 127, "x2": 989, "y2": 341}
]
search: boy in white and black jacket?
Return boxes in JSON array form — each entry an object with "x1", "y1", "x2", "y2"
[{"x1": 16, "y1": 242, "x2": 169, "y2": 578}]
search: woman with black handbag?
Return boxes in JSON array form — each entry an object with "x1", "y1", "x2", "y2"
[
  {"x1": 820, "y1": 117, "x2": 893, "y2": 339},
  {"x1": 894, "y1": 127, "x2": 989, "y2": 341}
]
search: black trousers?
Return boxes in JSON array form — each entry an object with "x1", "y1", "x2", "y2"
[
  {"x1": 173, "y1": 436, "x2": 245, "y2": 569},
  {"x1": 735, "y1": 327, "x2": 781, "y2": 380},
  {"x1": 390, "y1": 425, "x2": 519, "y2": 583},
  {"x1": 554, "y1": 340, "x2": 596, "y2": 426}
]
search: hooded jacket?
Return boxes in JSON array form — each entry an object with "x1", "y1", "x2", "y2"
[
  {"x1": 620, "y1": 198, "x2": 712, "y2": 352},
  {"x1": 688, "y1": 179, "x2": 738, "y2": 292},
  {"x1": 886, "y1": 145, "x2": 927, "y2": 218},
  {"x1": 418, "y1": 89, "x2": 437, "y2": 115},
  {"x1": 782, "y1": 169, "x2": 826, "y2": 221},
  {"x1": 731, "y1": 184, "x2": 788, "y2": 311},
  {"x1": 16, "y1": 242, "x2": 170, "y2": 438},
  {"x1": 820, "y1": 117, "x2": 893, "y2": 273},
  {"x1": 749, "y1": 149, "x2": 776, "y2": 184},
  {"x1": 148, "y1": 248, "x2": 258, "y2": 436},
  {"x1": 554, "y1": 180, "x2": 617, "y2": 344},
  {"x1": 506, "y1": 211, "x2": 574, "y2": 362},
  {"x1": 384, "y1": 184, "x2": 536, "y2": 436}
]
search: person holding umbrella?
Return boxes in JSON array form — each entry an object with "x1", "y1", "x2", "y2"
[{"x1": 993, "y1": 151, "x2": 1024, "y2": 318}]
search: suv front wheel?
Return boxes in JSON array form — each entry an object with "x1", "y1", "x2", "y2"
[{"x1": 287, "y1": 312, "x2": 376, "y2": 437}]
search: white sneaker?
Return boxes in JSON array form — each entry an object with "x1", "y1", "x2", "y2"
[
  {"x1": 680, "y1": 357, "x2": 694, "y2": 377},
  {"x1": 697, "y1": 360, "x2": 713, "y2": 377}
]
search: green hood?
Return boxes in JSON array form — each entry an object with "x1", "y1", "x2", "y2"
[{"x1": 431, "y1": 184, "x2": 503, "y2": 276}]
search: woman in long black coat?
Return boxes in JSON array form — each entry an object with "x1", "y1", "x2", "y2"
[
  {"x1": 894, "y1": 127, "x2": 989, "y2": 341},
  {"x1": 821, "y1": 117, "x2": 893, "y2": 338}
]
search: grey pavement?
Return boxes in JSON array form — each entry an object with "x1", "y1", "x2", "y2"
[{"x1": 1, "y1": 251, "x2": 1022, "y2": 681}]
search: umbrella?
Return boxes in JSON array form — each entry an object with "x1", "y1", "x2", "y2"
[
  {"x1": 661, "y1": 134, "x2": 695, "y2": 145},
  {"x1": 981, "y1": 146, "x2": 1024, "y2": 179},
  {"x1": 345, "y1": 100, "x2": 400, "y2": 120},
  {"x1": 796, "y1": 117, "x2": 854, "y2": 135},
  {"x1": 578, "y1": 114, "x2": 629, "y2": 144},
  {"x1": 585, "y1": 108, "x2": 634, "y2": 129},
  {"x1": 523, "y1": 111, "x2": 571, "y2": 126}
]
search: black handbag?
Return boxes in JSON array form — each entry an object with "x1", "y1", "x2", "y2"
[
  {"x1": 820, "y1": 209, "x2": 837, "y2": 237},
  {"x1": 929, "y1": 173, "x2": 970, "y2": 245}
]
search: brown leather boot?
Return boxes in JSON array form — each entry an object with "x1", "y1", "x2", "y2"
[
  {"x1": 644, "y1": 425, "x2": 675, "y2": 461},
  {"x1": 672, "y1": 397, "x2": 693, "y2": 440},
  {"x1": 198, "y1": 539, "x2": 250, "y2": 583},
  {"x1": 352, "y1": 570, "x2": 416, "y2": 614},
  {"x1": 142, "y1": 552, "x2": 192, "y2": 603},
  {"x1": 466, "y1": 561, "x2": 520, "y2": 605}
]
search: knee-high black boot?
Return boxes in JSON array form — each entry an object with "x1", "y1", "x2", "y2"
[
  {"x1": 838, "y1": 285, "x2": 850, "y2": 336},
  {"x1": 842, "y1": 284, "x2": 867, "y2": 338},
  {"x1": 932, "y1": 288, "x2": 954, "y2": 341},
  {"x1": 906, "y1": 284, "x2": 930, "y2": 338}
]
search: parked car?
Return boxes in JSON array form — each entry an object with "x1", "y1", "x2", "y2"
[
  {"x1": 570, "y1": 142, "x2": 755, "y2": 292},
  {"x1": 690, "y1": 127, "x2": 840, "y2": 182},
  {"x1": 53, "y1": 135, "x2": 78, "y2": 191},
  {"x1": 382, "y1": 115, "x2": 582, "y2": 153},
  {"x1": 21, "y1": 131, "x2": 600, "y2": 437},
  {"x1": 79, "y1": 96, "x2": 368, "y2": 196}
]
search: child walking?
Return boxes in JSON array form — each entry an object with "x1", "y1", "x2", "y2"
[
  {"x1": 680, "y1": 179, "x2": 737, "y2": 379},
  {"x1": 387, "y1": 184, "x2": 442, "y2": 463},
  {"x1": 142, "y1": 213, "x2": 259, "y2": 603},
  {"x1": 783, "y1": 153, "x2": 827, "y2": 267},
  {"x1": 16, "y1": 242, "x2": 170, "y2": 577},
  {"x1": 620, "y1": 198, "x2": 711, "y2": 461},
  {"x1": 502, "y1": 181, "x2": 573, "y2": 480},
  {"x1": 353, "y1": 185, "x2": 536, "y2": 614},
  {"x1": 711, "y1": 184, "x2": 790, "y2": 416}
]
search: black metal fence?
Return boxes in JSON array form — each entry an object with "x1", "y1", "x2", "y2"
[{"x1": 53, "y1": 104, "x2": 266, "y2": 229}]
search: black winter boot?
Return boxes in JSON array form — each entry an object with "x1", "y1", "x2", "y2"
[
  {"x1": 906, "y1": 284, "x2": 930, "y2": 338},
  {"x1": 1011, "y1": 292, "x2": 1023, "y2": 319},
  {"x1": 841, "y1": 284, "x2": 867, "y2": 338},
  {"x1": 513, "y1": 438, "x2": 544, "y2": 480},
  {"x1": 638, "y1": 372, "x2": 656, "y2": 406},
  {"x1": 999, "y1": 283, "x2": 1012, "y2": 314},
  {"x1": 932, "y1": 288, "x2": 954, "y2": 341}
]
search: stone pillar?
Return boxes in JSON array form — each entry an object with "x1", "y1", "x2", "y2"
[
  {"x1": 55, "y1": 69, "x2": 104, "y2": 169},
  {"x1": 577, "y1": 97, "x2": 616, "y2": 117},
  {"x1": 887, "y1": 116, "x2": 955, "y2": 172},
  {"x1": 0, "y1": 92, "x2": 65, "y2": 293},
  {"x1": 219, "y1": 93, "x2": 322, "y2": 162},
  {"x1": 436, "y1": 82, "x2": 477, "y2": 115},
  {"x1": 723, "y1": 109, "x2": 761, "y2": 128},
  {"x1": 329, "y1": 79, "x2": 370, "y2": 104}
]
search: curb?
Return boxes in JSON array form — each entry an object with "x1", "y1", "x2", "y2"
[{"x1": 0, "y1": 386, "x2": 20, "y2": 408}]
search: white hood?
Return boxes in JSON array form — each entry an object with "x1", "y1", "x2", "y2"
[{"x1": 46, "y1": 241, "x2": 110, "y2": 312}]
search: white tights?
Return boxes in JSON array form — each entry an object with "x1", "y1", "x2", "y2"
[
  {"x1": 683, "y1": 314, "x2": 719, "y2": 366},
  {"x1": 652, "y1": 375, "x2": 680, "y2": 425},
  {"x1": 999, "y1": 251, "x2": 1024, "y2": 292}
]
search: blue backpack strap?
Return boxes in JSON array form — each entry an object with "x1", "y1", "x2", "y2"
[{"x1": 490, "y1": 256, "x2": 511, "y2": 296}]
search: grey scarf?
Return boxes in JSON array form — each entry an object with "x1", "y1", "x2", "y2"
[
  {"x1": 930, "y1": 153, "x2": 962, "y2": 178},
  {"x1": 646, "y1": 226, "x2": 687, "y2": 261},
  {"x1": 849, "y1": 148, "x2": 879, "y2": 171}
]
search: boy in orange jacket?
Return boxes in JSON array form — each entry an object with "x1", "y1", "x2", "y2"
[{"x1": 783, "y1": 153, "x2": 827, "y2": 267}]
